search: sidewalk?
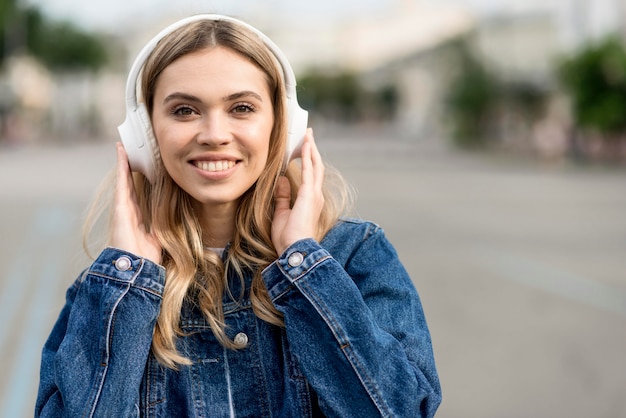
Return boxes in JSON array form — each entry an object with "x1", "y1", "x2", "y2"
[{"x1": 1, "y1": 135, "x2": 625, "y2": 417}]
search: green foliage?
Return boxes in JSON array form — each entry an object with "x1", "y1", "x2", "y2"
[
  {"x1": 374, "y1": 84, "x2": 399, "y2": 120},
  {"x1": 445, "y1": 40, "x2": 498, "y2": 148},
  {"x1": 445, "y1": 39, "x2": 550, "y2": 149},
  {"x1": 299, "y1": 71, "x2": 361, "y2": 120},
  {"x1": 298, "y1": 71, "x2": 399, "y2": 122},
  {"x1": 24, "y1": 8, "x2": 107, "y2": 71},
  {"x1": 502, "y1": 81, "x2": 546, "y2": 119},
  {"x1": 1, "y1": 3, "x2": 108, "y2": 71},
  {"x1": 0, "y1": 0, "x2": 21, "y2": 63},
  {"x1": 558, "y1": 36, "x2": 626, "y2": 135}
]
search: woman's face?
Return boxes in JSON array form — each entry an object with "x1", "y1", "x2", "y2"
[{"x1": 151, "y1": 46, "x2": 274, "y2": 211}]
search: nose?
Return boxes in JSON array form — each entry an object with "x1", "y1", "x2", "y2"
[{"x1": 195, "y1": 112, "x2": 233, "y2": 146}]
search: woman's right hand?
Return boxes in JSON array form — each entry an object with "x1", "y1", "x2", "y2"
[{"x1": 108, "y1": 142, "x2": 162, "y2": 265}]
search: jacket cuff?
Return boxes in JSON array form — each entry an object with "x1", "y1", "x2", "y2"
[
  {"x1": 262, "y1": 238, "x2": 332, "y2": 301},
  {"x1": 85, "y1": 247, "x2": 166, "y2": 295}
]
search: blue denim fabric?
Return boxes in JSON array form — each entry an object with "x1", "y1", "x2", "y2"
[{"x1": 36, "y1": 218, "x2": 441, "y2": 417}]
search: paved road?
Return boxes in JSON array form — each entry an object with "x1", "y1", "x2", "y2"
[{"x1": 1, "y1": 132, "x2": 625, "y2": 417}]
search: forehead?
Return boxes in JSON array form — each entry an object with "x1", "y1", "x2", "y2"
[{"x1": 155, "y1": 46, "x2": 271, "y2": 97}]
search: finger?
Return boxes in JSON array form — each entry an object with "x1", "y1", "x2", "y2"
[
  {"x1": 115, "y1": 142, "x2": 132, "y2": 196},
  {"x1": 274, "y1": 176, "x2": 292, "y2": 212},
  {"x1": 307, "y1": 129, "x2": 325, "y2": 190},
  {"x1": 116, "y1": 142, "x2": 130, "y2": 173},
  {"x1": 114, "y1": 142, "x2": 141, "y2": 223},
  {"x1": 300, "y1": 129, "x2": 314, "y2": 187}
]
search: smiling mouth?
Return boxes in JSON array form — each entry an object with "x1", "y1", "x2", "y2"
[{"x1": 193, "y1": 160, "x2": 237, "y2": 172}]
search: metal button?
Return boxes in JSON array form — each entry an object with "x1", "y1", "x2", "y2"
[
  {"x1": 114, "y1": 256, "x2": 132, "y2": 271},
  {"x1": 288, "y1": 252, "x2": 304, "y2": 267},
  {"x1": 234, "y1": 332, "x2": 248, "y2": 346}
]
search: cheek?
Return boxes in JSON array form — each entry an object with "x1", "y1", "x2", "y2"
[
  {"x1": 251, "y1": 130, "x2": 271, "y2": 169},
  {"x1": 152, "y1": 134, "x2": 186, "y2": 184},
  {"x1": 153, "y1": 122, "x2": 183, "y2": 161},
  {"x1": 255, "y1": 118, "x2": 274, "y2": 162}
]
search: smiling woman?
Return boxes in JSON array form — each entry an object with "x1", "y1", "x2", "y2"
[
  {"x1": 34, "y1": 14, "x2": 441, "y2": 418},
  {"x1": 153, "y1": 47, "x2": 274, "y2": 215}
]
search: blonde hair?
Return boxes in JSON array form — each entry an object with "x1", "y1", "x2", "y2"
[{"x1": 85, "y1": 18, "x2": 353, "y2": 369}]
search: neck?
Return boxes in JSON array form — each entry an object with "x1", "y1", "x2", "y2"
[{"x1": 193, "y1": 201, "x2": 237, "y2": 248}]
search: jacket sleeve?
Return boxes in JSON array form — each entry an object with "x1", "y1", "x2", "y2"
[
  {"x1": 35, "y1": 248, "x2": 165, "y2": 418},
  {"x1": 262, "y1": 224, "x2": 442, "y2": 418}
]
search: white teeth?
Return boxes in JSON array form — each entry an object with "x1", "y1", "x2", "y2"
[{"x1": 195, "y1": 160, "x2": 235, "y2": 172}]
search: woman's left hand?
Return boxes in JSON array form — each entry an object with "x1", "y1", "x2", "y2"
[{"x1": 271, "y1": 128, "x2": 325, "y2": 256}]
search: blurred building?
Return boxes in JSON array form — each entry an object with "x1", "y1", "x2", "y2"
[
  {"x1": 0, "y1": 55, "x2": 52, "y2": 145},
  {"x1": 3, "y1": 0, "x2": 625, "y2": 146},
  {"x1": 0, "y1": 55, "x2": 125, "y2": 145},
  {"x1": 471, "y1": 0, "x2": 626, "y2": 85},
  {"x1": 268, "y1": 1, "x2": 475, "y2": 139},
  {"x1": 120, "y1": 0, "x2": 626, "y2": 146},
  {"x1": 473, "y1": 12, "x2": 559, "y2": 86},
  {"x1": 467, "y1": 0, "x2": 626, "y2": 157},
  {"x1": 118, "y1": 2, "x2": 474, "y2": 141}
]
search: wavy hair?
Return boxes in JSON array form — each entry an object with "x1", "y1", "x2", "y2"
[{"x1": 85, "y1": 17, "x2": 353, "y2": 369}]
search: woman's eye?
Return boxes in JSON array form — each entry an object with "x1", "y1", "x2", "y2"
[
  {"x1": 172, "y1": 105, "x2": 195, "y2": 116},
  {"x1": 232, "y1": 103, "x2": 255, "y2": 114}
]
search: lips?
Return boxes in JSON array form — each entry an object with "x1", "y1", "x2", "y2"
[{"x1": 193, "y1": 160, "x2": 236, "y2": 172}]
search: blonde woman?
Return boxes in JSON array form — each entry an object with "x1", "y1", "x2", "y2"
[{"x1": 36, "y1": 15, "x2": 441, "y2": 417}]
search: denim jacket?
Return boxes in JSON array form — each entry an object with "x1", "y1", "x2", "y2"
[{"x1": 36, "y1": 218, "x2": 441, "y2": 417}]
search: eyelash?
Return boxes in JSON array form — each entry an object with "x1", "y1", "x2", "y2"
[
  {"x1": 170, "y1": 102, "x2": 256, "y2": 117},
  {"x1": 232, "y1": 102, "x2": 256, "y2": 113},
  {"x1": 171, "y1": 105, "x2": 196, "y2": 117}
]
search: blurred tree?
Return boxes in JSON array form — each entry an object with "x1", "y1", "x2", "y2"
[
  {"x1": 298, "y1": 71, "x2": 399, "y2": 122},
  {"x1": 1, "y1": 3, "x2": 108, "y2": 71},
  {"x1": 24, "y1": 8, "x2": 107, "y2": 71},
  {"x1": 445, "y1": 38, "x2": 552, "y2": 151},
  {"x1": 299, "y1": 71, "x2": 362, "y2": 121},
  {"x1": 0, "y1": 0, "x2": 21, "y2": 64},
  {"x1": 374, "y1": 83, "x2": 399, "y2": 121},
  {"x1": 558, "y1": 36, "x2": 626, "y2": 136},
  {"x1": 501, "y1": 81, "x2": 547, "y2": 120},
  {"x1": 333, "y1": 73, "x2": 360, "y2": 120},
  {"x1": 445, "y1": 40, "x2": 498, "y2": 148}
]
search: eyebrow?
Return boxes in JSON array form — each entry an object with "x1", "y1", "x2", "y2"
[
  {"x1": 224, "y1": 91, "x2": 264, "y2": 102},
  {"x1": 162, "y1": 90, "x2": 264, "y2": 105},
  {"x1": 163, "y1": 92, "x2": 199, "y2": 105}
]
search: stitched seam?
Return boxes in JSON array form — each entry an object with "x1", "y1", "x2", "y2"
[
  {"x1": 85, "y1": 273, "x2": 162, "y2": 298},
  {"x1": 286, "y1": 255, "x2": 332, "y2": 282},
  {"x1": 296, "y1": 278, "x2": 393, "y2": 417},
  {"x1": 86, "y1": 281, "x2": 132, "y2": 417}
]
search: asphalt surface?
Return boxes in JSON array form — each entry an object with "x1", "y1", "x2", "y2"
[{"x1": 1, "y1": 130, "x2": 625, "y2": 417}]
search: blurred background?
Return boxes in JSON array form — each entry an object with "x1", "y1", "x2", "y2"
[{"x1": 1, "y1": 0, "x2": 625, "y2": 417}]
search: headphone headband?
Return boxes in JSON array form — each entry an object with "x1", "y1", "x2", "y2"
[{"x1": 123, "y1": 14, "x2": 299, "y2": 112}]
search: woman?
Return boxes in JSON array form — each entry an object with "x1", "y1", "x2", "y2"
[{"x1": 36, "y1": 14, "x2": 441, "y2": 417}]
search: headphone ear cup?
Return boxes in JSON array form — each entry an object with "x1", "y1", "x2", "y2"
[
  {"x1": 284, "y1": 102, "x2": 308, "y2": 169},
  {"x1": 117, "y1": 103, "x2": 159, "y2": 183}
]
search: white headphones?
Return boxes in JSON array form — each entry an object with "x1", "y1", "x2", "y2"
[{"x1": 117, "y1": 14, "x2": 309, "y2": 183}]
